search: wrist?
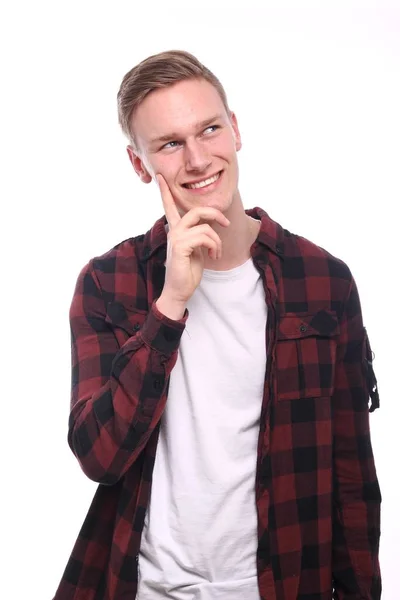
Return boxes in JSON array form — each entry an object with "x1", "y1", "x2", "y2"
[{"x1": 156, "y1": 293, "x2": 186, "y2": 321}]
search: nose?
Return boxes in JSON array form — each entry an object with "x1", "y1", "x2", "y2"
[{"x1": 184, "y1": 139, "x2": 212, "y2": 172}]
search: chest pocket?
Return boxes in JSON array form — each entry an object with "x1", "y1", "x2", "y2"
[{"x1": 275, "y1": 309, "x2": 340, "y2": 400}]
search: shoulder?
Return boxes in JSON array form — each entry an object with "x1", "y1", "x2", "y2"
[
  {"x1": 276, "y1": 224, "x2": 356, "y2": 314},
  {"x1": 91, "y1": 235, "x2": 145, "y2": 273},
  {"x1": 74, "y1": 233, "x2": 149, "y2": 305},
  {"x1": 285, "y1": 228, "x2": 352, "y2": 281},
  {"x1": 255, "y1": 207, "x2": 353, "y2": 285}
]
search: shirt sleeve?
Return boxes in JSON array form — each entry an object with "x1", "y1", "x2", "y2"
[
  {"x1": 67, "y1": 260, "x2": 188, "y2": 485},
  {"x1": 331, "y1": 274, "x2": 382, "y2": 599}
]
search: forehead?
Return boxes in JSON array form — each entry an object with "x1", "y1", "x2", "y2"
[{"x1": 132, "y1": 79, "x2": 227, "y2": 143}]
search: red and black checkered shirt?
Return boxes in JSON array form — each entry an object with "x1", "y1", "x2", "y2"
[{"x1": 54, "y1": 206, "x2": 381, "y2": 600}]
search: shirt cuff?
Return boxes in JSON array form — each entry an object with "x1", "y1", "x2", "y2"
[{"x1": 139, "y1": 298, "x2": 189, "y2": 357}]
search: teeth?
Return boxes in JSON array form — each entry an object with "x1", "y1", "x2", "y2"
[{"x1": 186, "y1": 172, "x2": 220, "y2": 189}]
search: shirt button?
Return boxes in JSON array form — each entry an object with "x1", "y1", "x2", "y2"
[
  {"x1": 300, "y1": 324, "x2": 307, "y2": 333},
  {"x1": 153, "y1": 378, "x2": 163, "y2": 390}
]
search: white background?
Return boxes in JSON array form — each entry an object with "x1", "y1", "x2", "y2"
[{"x1": 1, "y1": 1, "x2": 398, "y2": 598}]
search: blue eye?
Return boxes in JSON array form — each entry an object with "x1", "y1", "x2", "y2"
[
  {"x1": 163, "y1": 140, "x2": 180, "y2": 150},
  {"x1": 204, "y1": 125, "x2": 219, "y2": 134}
]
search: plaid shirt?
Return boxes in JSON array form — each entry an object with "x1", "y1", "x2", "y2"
[{"x1": 54, "y1": 206, "x2": 381, "y2": 600}]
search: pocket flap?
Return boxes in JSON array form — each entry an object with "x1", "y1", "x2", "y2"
[{"x1": 278, "y1": 309, "x2": 339, "y2": 340}]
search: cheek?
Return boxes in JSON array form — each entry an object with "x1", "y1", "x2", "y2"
[
  {"x1": 210, "y1": 134, "x2": 238, "y2": 157},
  {"x1": 156, "y1": 157, "x2": 180, "y2": 181}
]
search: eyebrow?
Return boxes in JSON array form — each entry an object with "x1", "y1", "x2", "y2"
[{"x1": 148, "y1": 114, "x2": 224, "y2": 146}]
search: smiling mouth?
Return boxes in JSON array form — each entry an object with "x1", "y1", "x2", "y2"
[{"x1": 183, "y1": 171, "x2": 222, "y2": 190}]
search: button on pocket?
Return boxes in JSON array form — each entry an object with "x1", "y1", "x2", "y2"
[{"x1": 275, "y1": 309, "x2": 339, "y2": 400}]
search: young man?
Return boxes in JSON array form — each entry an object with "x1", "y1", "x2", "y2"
[{"x1": 54, "y1": 51, "x2": 381, "y2": 599}]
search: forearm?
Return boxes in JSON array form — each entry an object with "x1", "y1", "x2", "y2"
[
  {"x1": 69, "y1": 296, "x2": 187, "y2": 485},
  {"x1": 69, "y1": 340, "x2": 165, "y2": 484}
]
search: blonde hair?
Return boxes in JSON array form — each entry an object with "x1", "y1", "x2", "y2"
[{"x1": 117, "y1": 50, "x2": 230, "y2": 149}]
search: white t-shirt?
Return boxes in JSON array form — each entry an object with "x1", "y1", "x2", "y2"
[{"x1": 137, "y1": 245, "x2": 267, "y2": 599}]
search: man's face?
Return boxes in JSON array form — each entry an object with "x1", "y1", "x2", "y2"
[{"x1": 127, "y1": 78, "x2": 242, "y2": 216}]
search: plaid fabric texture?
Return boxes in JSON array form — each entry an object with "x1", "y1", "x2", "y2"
[{"x1": 53, "y1": 206, "x2": 381, "y2": 600}]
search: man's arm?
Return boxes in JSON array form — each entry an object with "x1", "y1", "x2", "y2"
[
  {"x1": 332, "y1": 274, "x2": 381, "y2": 599},
  {"x1": 67, "y1": 259, "x2": 188, "y2": 485}
]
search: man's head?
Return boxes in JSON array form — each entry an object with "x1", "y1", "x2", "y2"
[{"x1": 117, "y1": 50, "x2": 242, "y2": 216}]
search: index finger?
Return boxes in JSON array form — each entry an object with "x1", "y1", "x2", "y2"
[{"x1": 156, "y1": 174, "x2": 181, "y2": 229}]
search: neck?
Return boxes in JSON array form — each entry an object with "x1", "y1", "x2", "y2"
[{"x1": 202, "y1": 193, "x2": 260, "y2": 271}]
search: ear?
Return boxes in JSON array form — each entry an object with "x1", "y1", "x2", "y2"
[
  {"x1": 126, "y1": 145, "x2": 152, "y2": 183},
  {"x1": 229, "y1": 111, "x2": 242, "y2": 152}
]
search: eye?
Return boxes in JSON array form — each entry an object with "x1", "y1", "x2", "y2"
[
  {"x1": 162, "y1": 140, "x2": 181, "y2": 150},
  {"x1": 203, "y1": 125, "x2": 220, "y2": 134}
]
